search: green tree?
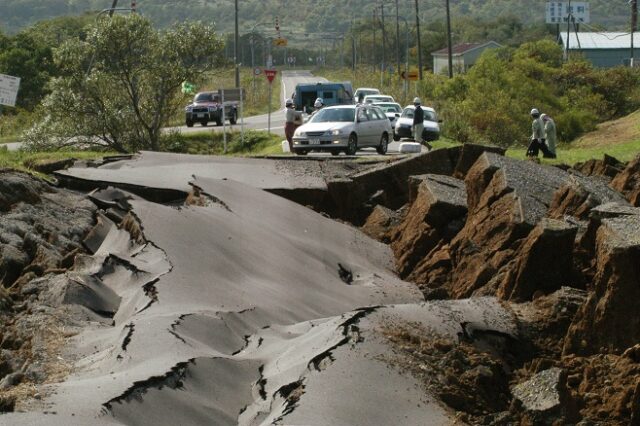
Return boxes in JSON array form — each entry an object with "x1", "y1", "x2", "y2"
[{"x1": 24, "y1": 15, "x2": 224, "y2": 153}]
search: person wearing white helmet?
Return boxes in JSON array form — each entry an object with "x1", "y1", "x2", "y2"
[
  {"x1": 284, "y1": 98, "x2": 302, "y2": 152},
  {"x1": 527, "y1": 108, "x2": 545, "y2": 160},
  {"x1": 412, "y1": 97, "x2": 430, "y2": 149},
  {"x1": 540, "y1": 114, "x2": 557, "y2": 159}
]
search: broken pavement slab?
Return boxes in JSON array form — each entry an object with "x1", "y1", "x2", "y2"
[
  {"x1": 55, "y1": 151, "x2": 328, "y2": 194},
  {"x1": 564, "y1": 209, "x2": 640, "y2": 356},
  {"x1": 390, "y1": 174, "x2": 467, "y2": 279},
  {"x1": 511, "y1": 368, "x2": 570, "y2": 421}
]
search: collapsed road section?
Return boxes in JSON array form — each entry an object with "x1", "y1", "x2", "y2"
[{"x1": 4, "y1": 147, "x2": 640, "y2": 425}]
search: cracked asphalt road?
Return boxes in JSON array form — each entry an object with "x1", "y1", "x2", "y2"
[{"x1": 4, "y1": 156, "x2": 517, "y2": 425}]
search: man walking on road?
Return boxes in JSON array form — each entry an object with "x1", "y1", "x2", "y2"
[{"x1": 412, "y1": 97, "x2": 431, "y2": 150}]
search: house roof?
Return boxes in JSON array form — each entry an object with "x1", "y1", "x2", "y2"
[
  {"x1": 431, "y1": 41, "x2": 502, "y2": 56},
  {"x1": 560, "y1": 32, "x2": 640, "y2": 49}
]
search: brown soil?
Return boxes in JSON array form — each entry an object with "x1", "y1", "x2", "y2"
[{"x1": 379, "y1": 321, "x2": 519, "y2": 425}]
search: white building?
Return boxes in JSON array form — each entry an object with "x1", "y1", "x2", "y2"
[{"x1": 431, "y1": 41, "x2": 502, "y2": 75}]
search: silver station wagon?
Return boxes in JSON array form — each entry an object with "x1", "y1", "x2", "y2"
[{"x1": 292, "y1": 105, "x2": 392, "y2": 156}]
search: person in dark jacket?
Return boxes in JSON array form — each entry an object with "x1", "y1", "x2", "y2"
[{"x1": 412, "y1": 97, "x2": 431, "y2": 150}]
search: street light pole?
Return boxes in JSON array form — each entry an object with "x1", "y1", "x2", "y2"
[
  {"x1": 234, "y1": 0, "x2": 240, "y2": 88},
  {"x1": 415, "y1": 0, "x2": 423, "y2": 80},
  {"x1": 445, "y1": 0, "x2": 453, "y2": 78}
]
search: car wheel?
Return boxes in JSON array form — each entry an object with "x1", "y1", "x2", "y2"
[
  {"x1": 393, "y1": 132, "x2": 400, "y2": 141},
  {"x1": 186, "y1": 120, "x2": 194, "y2": 128},
  {"x1": 346, "y1": 134, "x2": 358, "y2": 155},
  {"x1": 229, "y1": 112, "x2": 237, "y2": 125},
  {"x1": 216, "y1": 118, "x2": 222, "y2": 126},
  {"x1": 295, "y1": 150, "x2": 308, "y2": 156},
  {"x1": 330, "y1": 150, "x2": 340, "y2": 156},
  {"x1": 201, "y1": 121, "x2": 208, "y2": 127},
  {"x1": 377, "y1": 133, "x2": 388, "y2": 155}
]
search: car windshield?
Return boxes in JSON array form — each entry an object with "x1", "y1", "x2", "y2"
[
  {"x1": 195, "y1": 93, "x2": 218, "y2": 102},
  {"x1": 310, "y1": 108, "x2": 355, "y2": 123},
  {"x1": 378, "y1": 104, "x2": 401, "y2": 113},
  {"x1": 401, "y1": 108, "x2": 437, "y2": 121}
]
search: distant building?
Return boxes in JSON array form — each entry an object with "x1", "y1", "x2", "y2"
[
  {"x1": 431, "y1": 41, "x2": 502, "y2": 75},
  {"x1": 559, "y1": 32, "x2": 640, "y2": 68}
]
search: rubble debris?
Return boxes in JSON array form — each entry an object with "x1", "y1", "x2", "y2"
[
  {"x1": 573, "y1": 154, "x2": 625, "y2": 180},
  {"x1": 390, "y1": 174, "x2": 467, "y2": 279},
  {"x1": 610, "y1": 154, "x2": 640, "y2": 206}
]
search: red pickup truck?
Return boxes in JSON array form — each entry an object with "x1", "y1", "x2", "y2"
[{"x1": 184, "y1": 91, "x2": 238, "y2": 127}]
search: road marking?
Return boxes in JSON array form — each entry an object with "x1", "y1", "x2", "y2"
[{"x1": 256, "y1": 126, "x2": 285, "y2": 131}]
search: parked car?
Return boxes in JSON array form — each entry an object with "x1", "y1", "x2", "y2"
[
  {"x1": 294, "y1": 81, "x2": 354, "y2": 113},
  {"x1": 184, "y1": 91, "x2": 237, "y2": 127},
  {"x1": 292, "y1": 105, "x2": 392, "y2": 156},
  {"x1": 363, "y1": 94, "x2": 395, "y2": 104},
  {"x1": 354, "y1": 87, "x2": 380, "y2": 103},
  {"x1": 394, "y1": 105, "x2": 440, "y2": 142},
  {"x1": 373, "y1": 101, "x2": 403, "y2": 129}
]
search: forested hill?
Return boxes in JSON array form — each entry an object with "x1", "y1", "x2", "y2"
[{"x1": 0, "y1": 0, "x2": 632, "y2": 35}]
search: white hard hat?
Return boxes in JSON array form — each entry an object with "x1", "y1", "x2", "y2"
[
  {"x1": 285, "y1": 98, "x2": 293, "y2": 106},
  {"x1": 413, "y1": 97, "x2": 421, "y2": 105},
  {"x1": 530, "y1": 108, "x2": 540, "y2": 116},
  {"x1": 314, "y1": 98, "x2": 324, "y2": 108}
]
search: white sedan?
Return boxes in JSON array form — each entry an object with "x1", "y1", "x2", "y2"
[
  {"x1": 363, "y1": 94, "x2": 395, "y2": 104},
  {"x1": 394, "y1": 105, "x2": 440, "y2": 142},
  {"x1": 373, "y1": 102, "x2": 403, "y2": 129},
  {"x1": 292, "y1": 105, "x2": 392, "y2": 156}
]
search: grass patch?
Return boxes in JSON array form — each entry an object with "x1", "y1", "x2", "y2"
[
  {"x1": 506, "y1": 139, "x2": 640, "y2": 165},
  {"x1": 0, "y1": 147, "x2": 112, "y2": 176},
  {"x1": 161, "y1": 129, "x2": 282, "y2": 156}
]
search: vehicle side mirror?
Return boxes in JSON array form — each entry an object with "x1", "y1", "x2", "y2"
[
  {"x1": 438, "y1": 119, "x2": 443, "y2": 123},
  {"x1": 395, "y1": 113, "x2": 400, "y2": 117}
]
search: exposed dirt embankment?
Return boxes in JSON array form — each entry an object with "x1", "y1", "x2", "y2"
[
  {"x1": 0, "y1": 171, "x2": 97, "y2": 411},
  {"x1": 360, "y1": 147, "x2": 640, "y2": 424}
]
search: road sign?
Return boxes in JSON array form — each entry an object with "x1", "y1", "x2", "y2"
[
  {"x1": 273, "y1": 38, "x2": 288, "y2": 47},
  {"x1": 219, "y1": 88, "x2": 246, "y2": 102},
  {"x1": 264, "y1": 69, "x2": 277, "y2": 83},
  {"x1": 546, "y1": 2, "x2": 590, "y2": 24},
  {"x1": 254, "y1": 67, "x2": 261, "y2": 76},
  {"x1": 0, "y1": 73, "x2": 21, "y2": 107},
  {"x1": 400, "y1": 70, "x2": 419, "y2": 81}
]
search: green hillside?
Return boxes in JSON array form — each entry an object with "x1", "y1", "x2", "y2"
[{"x1": 0, "y1": 0, "x2": 633, "y2": 36}]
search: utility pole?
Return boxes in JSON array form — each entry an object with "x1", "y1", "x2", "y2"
[
  {"x1": 445, "y1": 0, "x2": 453, "y2": 78},
  {"x1": 415, "y1": 0, "x2": 423, "y2": 80},
  {"x1": 234, "y1": 0, "x2": 240, "y2": 88},
  {"x1": 381, "y1": 4, "x2": 387, "y2": 75},
  {"x1": 395, "y1": 0, "x2": 401, "y2": 76},
  {"x1": 632, "y1": 0, "x2": 638, "y2": 67},
  {"x1": 565, "y1": 0, "x2": 572, "y2": 61},
  {"x1": 351, "y1": 20, "x2": 356, "y2": 72},
  {"x1": 373, "y1": 9, "x2": 377, "y2": 72}
]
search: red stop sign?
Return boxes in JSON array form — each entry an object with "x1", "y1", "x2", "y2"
[{"x1": 264, "y1": 69, "x2": 277, "y2": 83}]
